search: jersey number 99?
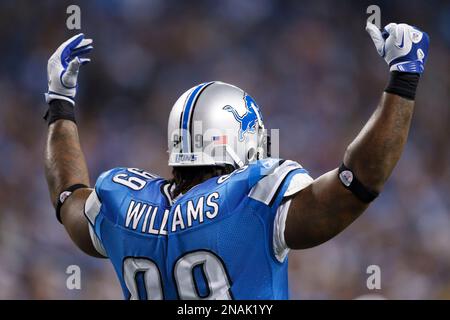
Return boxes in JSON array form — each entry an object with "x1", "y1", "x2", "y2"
[{"x1": 123, "y1": 250, "x2": 233, "y2": 300}]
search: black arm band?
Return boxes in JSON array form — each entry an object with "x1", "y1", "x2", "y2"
[
  {"x1": 384, "y1": 71, "x2": 420, "y2": 101},
  {"x1": 55, "y1": 184, "x2": 89, "y2": 223},
  {"x1": 44, "y1": 100, "x2": 76, "y2": 126},
  {"x1": 338, "y1": 164, "x2": 379, "y2": 203}
]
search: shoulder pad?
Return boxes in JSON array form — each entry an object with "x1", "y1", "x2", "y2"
[{"x1": 248, "y1": 158, "x2": 312, "y2": 206}]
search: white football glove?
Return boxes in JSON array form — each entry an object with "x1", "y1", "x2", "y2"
[
  {"x1": 366, "y1": 22, "x2": 429, "y2": 73},
  {"x1": 45, "y1": 33, "x2": 93, "y2": 105}
]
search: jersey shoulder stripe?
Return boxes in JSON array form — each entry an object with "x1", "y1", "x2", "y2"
[{"x1": 84, "y1": 189, "x2": 101, "y2": 226}]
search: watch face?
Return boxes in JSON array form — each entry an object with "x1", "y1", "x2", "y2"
[
  {"x1": 339, "y1": 170, "x2": 354, "y2": 187},
  {"x1": 59, "y1": 191, "x2": 72, "y2": 204}
]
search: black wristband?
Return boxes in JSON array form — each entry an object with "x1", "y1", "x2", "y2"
[
  {"x1": 338, "y1": 163, "x2": 379, "y2": 203},
  {"x1": 44, "y1": 100, "x2": 76, "y2": 126},
  {"x1": 55, "y1": 184, "x2": 89, "y2": 223},
  {"x1": 384, "y1": 71, "x2": 420, "y2": 100}
]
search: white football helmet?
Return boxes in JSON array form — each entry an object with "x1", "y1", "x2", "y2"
[{"x1": 168, "y1": 81, "x2": 269, "y2": 168}]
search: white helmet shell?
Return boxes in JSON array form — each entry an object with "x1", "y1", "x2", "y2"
[{"x1": 168, "y1": 81, "x2": 268, "y2": 168}]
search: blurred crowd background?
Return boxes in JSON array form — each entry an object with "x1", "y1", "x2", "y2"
[{"x1": 0, "y1": 0, "x2": 448, "y2": 299}]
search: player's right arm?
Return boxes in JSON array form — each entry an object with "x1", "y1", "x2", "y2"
[
  {"x1": 284, "y1": 22, "x2": 429, "y2": 249},
  {"x1": 43, "y1": 34, "x2": 102, "y2": 257}
]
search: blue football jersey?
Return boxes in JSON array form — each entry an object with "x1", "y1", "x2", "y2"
[{"x1": 84, "y1": 158, "x2": 313, "y2": 300}]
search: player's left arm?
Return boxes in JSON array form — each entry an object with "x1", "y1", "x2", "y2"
[
  {"x1": 284, "y1": 22, "x2": 429, "y2": 249},
  {"x1": 43, "y1": 34, "x2": 103, "y2": 257}
]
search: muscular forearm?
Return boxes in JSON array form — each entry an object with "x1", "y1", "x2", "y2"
[
  {"x1": 285, "y1": 22, "x2": 428, "y2": 250},
  {"x1": 343, "y1": 92, "x2": 414, "y2": 192},
  {"x1": 44, "y1": 119, "x2": 90, "y2": 206},
  {"x1": 285, "y1": 92, "x2": 415, "y2": 249}
]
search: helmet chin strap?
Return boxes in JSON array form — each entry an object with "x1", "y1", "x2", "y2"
[{"x1": 225, "y1": 145, "x2": 244, "y2": 168}]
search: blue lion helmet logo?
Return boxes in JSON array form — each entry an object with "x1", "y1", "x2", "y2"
[{"x1": 223, "y1": 94, "x2": 263, "y2": 141}]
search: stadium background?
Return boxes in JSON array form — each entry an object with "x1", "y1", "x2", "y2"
[{"x1": 0, "y1": 0, "x2": 448, "y2": 299}]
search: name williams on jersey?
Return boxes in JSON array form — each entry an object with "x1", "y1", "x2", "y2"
[{"x1": 124, "y1": 192, "x2": 220, "y2": 235}]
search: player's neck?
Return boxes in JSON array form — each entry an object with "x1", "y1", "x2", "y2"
[
  {"x1": 171, "y1": 172, "x2": 217, "y2": 198},
  {"x1": 170, "y1": 165, "x2": 235, "y2": 199}
]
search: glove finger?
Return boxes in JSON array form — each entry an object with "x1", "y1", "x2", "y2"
[
  {"x1": 56, "y1": 34, "x2": 86, "y2": 67},
  {"x1": 79, "y1": 58, "x2": 91, "y2": 65},
  {"x1": 74, "y1": 38, "x2": 93, "y2": 49},
  {"x1": 366, "y1": 22, "x2": 383, "y2": 41},
  {"x1": 61, "y1": 57, "x2": 83, "y2": 88},
  {"x1": 365, "y1": 22, "x2": 385, "y2": 56},
  {"x1": 383, "y1": 23, "x2": 398, "y2": 37},
  {"x1": 59, "y1": 33, "x2": 85, "y2": 52},
  {"x1": 70, "y1": 45, "x2": 94, "y2": 58},
  {"x1": 71, "y1": 38, "x2": 93, "y2": 57},
  {"x1": 66, "y1": 57, "x2": 82, "y2": 74}
]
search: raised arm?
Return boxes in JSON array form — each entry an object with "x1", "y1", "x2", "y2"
[
  {"x1": 285, "y1": 22, "x2": 429, "y2": 249},
  {"x1": 43, "y1": 34, "x2": 102, "y2": 257}
]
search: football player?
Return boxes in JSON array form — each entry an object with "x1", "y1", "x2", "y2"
[{"x1": 43, "y1": 22, "x2": 429, "y2": 299}]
